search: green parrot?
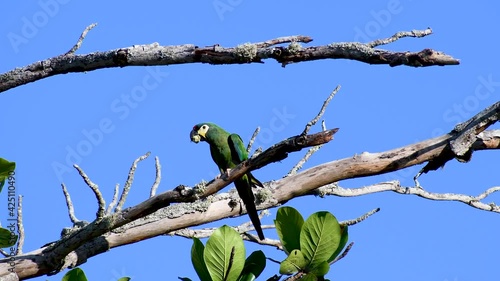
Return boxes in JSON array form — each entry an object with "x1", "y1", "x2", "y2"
[{"x1": 190, "y1": 122, "x2": 265, "y2": 240}]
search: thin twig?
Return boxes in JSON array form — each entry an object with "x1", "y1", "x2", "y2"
[
  {"x1": 287, "y1": 145, "x2": 323, "y2": 176},
  {"x1": 247, "y1": 127, "x2": 261, "y2": 154},
  {"x1": 301, "y1": 85, "x2": 340, "y2": 136},
  {"x1": 61, "y1": 183, "x2": 79, "y2": 223},
  {"x1": 319, "y1": 181, "x2": 500, "y2": 213},
  {"x1": 16, "y1": 195, "x2": 24, "y2": 255},
  {"x1": 73, "y1": 164, "x2": 106, "y2": 219},
  {"x1": 106, "y1": 184, "x2": 120, "y2": 215},
  {"x1": 254, "y1": 35, "x2": 313, "y2": 48},
  {"x1": 367, "y1": 28, "x2": 433, "y2": 48},
  {"x1": 150, "y1": 156, "x2": 162, "y2": 197},
  {"x1": 238, "y1": 210, "x2": 270, "y2": 240},
  {"x1": 475, "y1": 186, "x2": 500, "y2": 200},
  {"x1": 115, "y1": 152, "x2": 151, "y2": 212},
  {"x1": 250, "y1": 147, "x2": 263, "y2": 158},
  {"x1": 330, "y1": 242, "x2": 354, "y2": 264},
  {"x1": 289, "y1": 92, "x2": 338, "y2": 176},
  {"x1": 65, "y1": 23, "x2": 97, "y2": 55},
  {"x1": 341, "y1": 208, "x2": 380, "y2": 226},
  {"x1": 174, "y1": 225, "x2": 282, "y2": 248}
]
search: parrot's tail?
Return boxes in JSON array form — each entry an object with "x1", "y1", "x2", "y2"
[{"x1": 235, "y1": 178, "x2": 265, "y2": 240}]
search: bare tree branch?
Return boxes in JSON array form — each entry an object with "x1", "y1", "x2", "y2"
[
  {"x1": 1, "y1": 100, "x2": 497, "y2": 280},
  {"x1": 150, "y1": 156, "x2": 162, "y2": 197},
  {"x1": 65, "y1": 23, "x2": 97, "y2": 55},
  {"x1": 0, "y1": 27, "x2": 459, "y2": 94},
  {"x1": 330, "y1": 242, "x2": 354, "y2": 264},
  {"x1": 0, "y1": 129, "x2": 337, "y2": 279},
  {"x1": 73, "y1": 164, "x2": 106, "y2": 219},
  {"x1": 367, "y1": 28, "x2": 432, "y2": 47},
  {"x1": 106, "y1": 183, "x2": 120, "y2": 215},
  {"x1": 115, "y1": 152, "x2": 151, "y2": 212},
  {"x1": 289, "y1": 87, "x2": 339, "y2": 176},
  {"x1": 301, "y1": 85, "x2": 340, "y2": 136},
  {"x1": 340, "y1": 208, "x2": 380, "y2": 226},
  {"x1": 414, "y1": 101, "x2": 500, "y2": 186},
  {"x1": 319, "y1": 181, "x2": 500, "y2": 212},
  {"x1": 246, "y1": 127, "x2": 260, "y2": 154},
  {"x1": 253, "y1": 35, "x2": 313, "y2": 48},
  {"x1": 61, "y1": 183, "x2": 79, "y2": 223}
]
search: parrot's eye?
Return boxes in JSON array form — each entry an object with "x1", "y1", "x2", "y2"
[{"x1": 202, "y1": 125, "x2": 207, "y2": 129}]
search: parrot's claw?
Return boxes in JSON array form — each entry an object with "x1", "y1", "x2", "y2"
[{"x1": 217, "y1": 169, "x2": 232, "y2": 180}]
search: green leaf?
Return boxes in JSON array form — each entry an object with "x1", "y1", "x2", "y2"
[
  {"x1": 279, "y1": 249, "x2": 307, "y2": 275},
  {"x1": 0, "y1": 158, "x2": 15, "y2": 194},
  {"x1": 191, "y1": 237, "x2": 211, "y2": 281},
  {"x1": 204, "y1": 225, "x2": 245, "y2": 281},
  {"x1": 0, "y1": 227, "x2": 17, "y2": 248},
  {"x1": 300, "y1": 212, "x2": 341, "y2": 270},
  {"x1": 309, "y1": 261, "x2": 330, "y2": 276},
  {"x1": 117, "y1": 278, "x2": 131, "y2": 281},
  {"x1": 328, "y1": 225, "x2": 349, "y2": 263},
  {"x1": 238, "y1": 250, "x2": 266, "y2": 281},
  {"x1": 62, "y1": 268, "x2": 88, "y2": 281},
  {"x1": 275, "y1": 206, "x2": 304, "y2": 254}
]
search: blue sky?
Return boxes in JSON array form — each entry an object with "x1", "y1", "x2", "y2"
[{"x1": 1, "y1": 1, "x2": 499, "y2": 280}]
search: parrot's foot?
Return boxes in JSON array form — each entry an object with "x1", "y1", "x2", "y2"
[{"x1": 216, "y1": 169, "x2": 232, "y2": 180}]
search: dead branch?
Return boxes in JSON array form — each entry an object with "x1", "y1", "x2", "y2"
[
  {"x1": 301, "y1": 85, "x2": 340, "y2": 136},
  {"x1": 367, "y1": 28, "x2": 432, "y2": 47},
  {"x1": 246, "y1": 127, "x2": 261, "y2": 154},
  {"x1": 73, "y1": 164, "x2": 106, "y2": 219},
  {"x1": 61, "y1": 183, "x2": 79, "y2": 223},
  {"x1": 0, "y1": 26, "x2": 458, "y2": 94},
  {"x1": 150, "y1": 156, "x2": 162, "y2": 197},
  {"x1": 319, "y1": 181, "x2": 500, "y2": 212},
  {"x1": 330, "y1": 242, "x2": 354, "y2": 265},
  {"x1": 106, "y1": 184, "x2": 120, "y2": 215},
  {"x1": 415, "y1": 101, "x2": 500, "y2": 185},
  {"x1": 1, "y1": 102, "x2": 497, "y2": 280},
  {"x1": 0, "y1": 129, "x2": 337, "y2": 279},
  {"x1": 115, "y1": 152, "x2": 151, "y2": 212},
  {"x1": 65, "y1": 23, "x2": 97, "y2": 55}
]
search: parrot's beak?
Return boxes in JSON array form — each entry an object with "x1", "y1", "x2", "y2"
[{"x1": 190, "y1": 129, "x2": 202, "y2": 143}]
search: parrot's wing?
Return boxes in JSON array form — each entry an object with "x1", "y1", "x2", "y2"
[
  {"x1": 228, "y1": 133, "x2": 248, "y2": 164},
  {"x1": 229, "y1": 133, "x2": 263, "y2": 187}
]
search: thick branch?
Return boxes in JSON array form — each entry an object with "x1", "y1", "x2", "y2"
[
  {"x1": 0, "y1": 28, "x2": 458, "y2": 93},
  {"x1": 416, "y1": 101, "x2": 500, "y2": 180},
  {"x1": 2, "y1": 104, "x2": 497, "y2": 280},
  {"x1": 0, "y1": 129, "x2": 337, "y2": 279}
]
